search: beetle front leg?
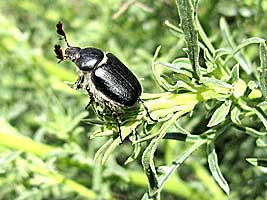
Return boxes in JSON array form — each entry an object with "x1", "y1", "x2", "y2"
[
  {"x1": 112, "y1": 112, "x2": 123, "y2": 143},
  {"x1": 106, "y1": 106, "x2": 123, "y2": 143},
  {"x1": 85, "y1": 92, "x2": 94, "y2": 110},
  {"x1": 75, "y1": 75, "x2": 85, "y2": 89}
]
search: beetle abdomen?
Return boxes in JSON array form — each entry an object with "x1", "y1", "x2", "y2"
[{"x1": 92, "y1": 53, "x2": 142, "y2": 106}]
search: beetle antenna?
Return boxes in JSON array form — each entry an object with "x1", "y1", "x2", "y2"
[
  {"x1": 56, "y1": 21, "x2": 70, "y2": 47},
  {"x1": 139, "y1": 99, "x2": 158, "y2": 122},
  {"x1": 54, "y1": 44, "x2": 65, "y2": 63}
]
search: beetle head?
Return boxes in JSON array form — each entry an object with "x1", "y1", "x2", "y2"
[{"x1": 64, "y1": 47, "x2": 81, "y2": 62}]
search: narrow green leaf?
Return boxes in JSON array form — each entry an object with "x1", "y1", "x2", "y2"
[
  {"x1": 244, "y1": 127, "x2": 266, "y2": 137},
  {"x1": 152, "y1": 46, "x2": 168, "y2": 90},
  {"x1": 253, "y1": 107, "x2": 267, "y2": 130},
  {"x1": 208, "y1": 100, "x2": 232, "y2": 127},
  {"x1": 92, "y1": 163, "x2": 102, "y2": 192},
  {"x1": 256, "y1": 138, "x2": 267, "y2": 147},
  {"x1": 159, "y1": 59, "x2": 193, "y2": 77},
  {"x1": 164, "y1": 20, "x2": 183, "y2": 34},
  {"x1": 175, "y1": 80, "x2": 197, "y2": 92},
  {"x1": 0, "y1": 151, "x2": 22, "y2": 166},
  {"x1": 176, "y1": 0, "x2": 201, "y2": 79},
  {"x1": 157, "y1": 140, "x2": 206, "y2": 192},
  {"x1": 141, "y1": 193, "x2": 150, "y2": 200},
  {"x1": 234, "y1": 125, "x2": 266, "y2": 137},
  {"x1": 202, "y1": 77, "x2": 233, "y2": 92},
  {"x1": 203, "y1": 46, "x2": 214, "y2": 62},
  {"x1": 214, "y1": 48, "x2": 232, "y2": 61},
  {"x1": 94, "y1": 139, "x2": 113, "y2": 162},
  {"x1": 174, "y1": 123, "x2": 191, "y2": 134},
  {"x1": 207, "y1": 141, "x2": 230, "y2": 195},
  {"x1": 141, "y1": 139, "x2": 159, "y2": 196},
  {"x1": 171, "y1": 57, "x2": 192, "y2": 69},
  {"x1": 259, "y1": 41, "x2": 267, "y2": 97},
  {"x1": 164, "y1": 132, "x2": 206, "y2": 143},
  {"x1": 225, "y1": 37, "x2": 265, "y2": 65},
  {"x1": 230, "y1": 64, "x2": 239, "y2": 83},
  {"x1": 101, "y1": 121, "x2": 139, "y2": 164},
  {"x1": 195, "y1": 17, "x2": 215, "y2": 55},
  {"x1": 159, "y1": 74, "x2": 177, "y2": 91},
  {"x1": 233, "y1": 79, "x2": 247, "y2": 98},
  {"x1": 90, "y1": 129, "x2": 113, "y2": 139},
  {"x1": 220, "y1": 17, "x2": 252, "y2": 75},
  {"x1": 141, "y1": 111, "x2": 185, "y2": 197},
  {"x1": 247, "y1": 158, "x2": 267, "y2": 168},
  {"x1": 230, "y1": 106, "x2": 241, "y2": 125},
  {"x1": 124, "y1": 142, "x2": 142, "y2": 165}
]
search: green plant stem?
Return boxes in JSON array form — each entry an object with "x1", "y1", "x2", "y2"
[
  {"x1": 146, "y1": 93, "x2": 198, "y2": 111},
  {"x1": 0, "y1": 119, "x2": 53, "y2": 156},
  {"x1": 145, "y1": 88, "x2": 229, "y2": 117},
  {"x1": 0, "y1": 118, "x2": 97, "y2": 199},
  {"x1": 176, "y1": 0, "x2": 201, "y2": 80}
]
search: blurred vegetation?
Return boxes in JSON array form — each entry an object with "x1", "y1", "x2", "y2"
[{"x1": 1, "y1": 0, "x2": 267, "y2": 199}]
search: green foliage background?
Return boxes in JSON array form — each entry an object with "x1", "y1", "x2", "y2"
[{"x1": 1, "y1": 0, "x2": 267, "y2": 199}]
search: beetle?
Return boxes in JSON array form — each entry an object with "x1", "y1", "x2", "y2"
[{"x1": 54, "y1": 22, "x2": 156, "y2": 142}]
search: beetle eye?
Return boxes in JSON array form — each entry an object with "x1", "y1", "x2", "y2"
[
  {"x1": 71, "y1": 57, "x2": 77, "y2": 62},
  {"x1": 65, "y1": 47, "x2": 81, "y2": 62}
]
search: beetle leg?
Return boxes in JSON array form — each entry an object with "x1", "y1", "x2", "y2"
[
  {"x1": 85, "y1": 92, "x2": 94, "y2": 110},
  {"x1": 75, "y1": 75, "x2": 84, "y2": 89},
  {"x1": 114, "y1": 114, "x2": 123, "y2": 143},
  {"x1": 139, "y1": 99, "x2": 158, "y2": 122},
  {"x1": 106, "y1": 107, "x2": 123, "y2": 143}
]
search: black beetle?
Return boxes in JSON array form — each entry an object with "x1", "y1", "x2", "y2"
[{"x1": 54, "y1": 22, "x2": 156, "y2": 142}]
